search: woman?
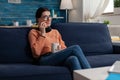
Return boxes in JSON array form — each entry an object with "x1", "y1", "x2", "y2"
[{"x1": 28, "y1": 7, "x2": 91, "y2": 71}]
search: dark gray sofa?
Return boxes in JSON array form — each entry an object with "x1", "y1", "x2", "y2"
[{"x1": 0, "y1": 22, "x2": 120, "y2": 80}]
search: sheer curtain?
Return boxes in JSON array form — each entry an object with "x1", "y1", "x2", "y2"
[{"x1": 84, "y1": 0, "x2": 109, "y2": 22}]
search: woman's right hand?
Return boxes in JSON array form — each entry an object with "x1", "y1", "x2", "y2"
[
  {"x1": 38, "y1": 21, "x2": 47, "y2": 28},
  {"x1": 38, "y1": 22, "x2": 47, "y2": 37}
]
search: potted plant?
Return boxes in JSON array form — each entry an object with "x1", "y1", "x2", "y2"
[
  {"x1": 103, "y1": 20, "x2": 110, "y2": 25},
  {"x1": 114, "y1": 0, "x2": 120, "y2": 14},
  {"x1": 114, "y1": 0, "x2": 120, "y2": 7}
]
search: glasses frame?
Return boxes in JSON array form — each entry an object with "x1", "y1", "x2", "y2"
[{"x1": 41, "y1": 15, "x2": 52, "y2": 21}]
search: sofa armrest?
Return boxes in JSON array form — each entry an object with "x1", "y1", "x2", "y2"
[{"x1": 112, "y1": 42, "x2": 120, "y2": 53}]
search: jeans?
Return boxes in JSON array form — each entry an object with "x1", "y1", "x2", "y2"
[{"x1": 39, "y1": 45, "x2": 91, "y2": 70}]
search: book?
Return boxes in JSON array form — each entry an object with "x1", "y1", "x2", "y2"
[{"x1": 106, "y1": 73, "x2": 120, "y2": 80}]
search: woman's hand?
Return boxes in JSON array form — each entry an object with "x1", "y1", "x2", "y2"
[
  {"x1": 38, "y1": 21, "x2": 47, "y2": 29},
  {"x1": 38, "y1": 22, "x2": 47, "y2": 37}
]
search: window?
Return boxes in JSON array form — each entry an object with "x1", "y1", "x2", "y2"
[{"x1": 104, "y1": 0, "x2": 114, "y2": 13}]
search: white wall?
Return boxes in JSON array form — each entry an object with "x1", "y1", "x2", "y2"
[
  {"x1": 108, "y1": 25, "x2": 120, "y2": 36},
  {"x1": 98, "y1": 15, "x2": 120, "y2": 25}
]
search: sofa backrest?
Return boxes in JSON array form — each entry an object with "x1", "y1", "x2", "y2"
[
  {"x1": 0, "y1": 27, "x2": 33, "y2": 63},
  {"x1": 51, "y1": 23, "x2": 113, "y2": 56}
]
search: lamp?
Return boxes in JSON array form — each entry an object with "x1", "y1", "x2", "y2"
[{"x1": 60, "y1": 0, "x2": 73, "y2": 22}]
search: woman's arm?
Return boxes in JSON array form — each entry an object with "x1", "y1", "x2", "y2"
[
  {"x1": 56, "y1": 30, "x2": 67, "y2": 49},
  {"x1": 28, "y1": 29, "x2": 46, "y2": 58}
]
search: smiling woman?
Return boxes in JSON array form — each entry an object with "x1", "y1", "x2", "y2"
[{"x1": 28, "y1": 7, "x2": 91, "y2": 71}]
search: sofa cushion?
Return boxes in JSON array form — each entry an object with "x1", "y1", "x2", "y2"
[
  {"x1": 51, "y1": 23, "x2": 113, "y2": 56},
  {"x1": 0, "y1": 27, "x2": 33, "y2": 63},
  {"x1": 86, "y1": 54, "x2": 120, "y2": 68},
  {"x1": 0, "y1": 64, "x2": 72, "y2": 80}
]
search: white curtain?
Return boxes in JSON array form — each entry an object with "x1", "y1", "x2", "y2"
[{"x1": 84, "y1": 0, "x2": 109, "y2": 22}]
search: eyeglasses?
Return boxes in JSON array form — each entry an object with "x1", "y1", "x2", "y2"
[{"x1": 41, "y1": 15, "x2": 52, "y2": 21}]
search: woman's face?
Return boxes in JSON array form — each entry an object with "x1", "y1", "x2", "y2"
[{"x1": 38, "y1": 11, "x2": 52, "y2": 27}]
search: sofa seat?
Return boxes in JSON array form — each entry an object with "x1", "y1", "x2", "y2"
[
  {"x1": 0, "y1": 64, "x2": 71, "y2": 80},
  {"x1": 87, "y1": 54, "x2": 120, "y2": 68}
]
